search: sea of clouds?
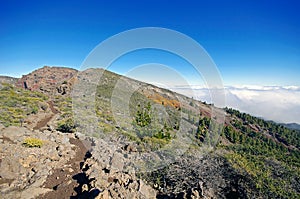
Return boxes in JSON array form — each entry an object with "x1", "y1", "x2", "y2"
[{"x1": 171, "y1": 85, "x2": 300, "y2": 124}]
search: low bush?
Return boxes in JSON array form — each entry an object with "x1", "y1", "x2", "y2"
[
  {"x1": 23, "y1": 137, "x2": 44, "y2": 148},
  {"x1": 57, "y1": 118, "x2": 77, "y2": 133}
]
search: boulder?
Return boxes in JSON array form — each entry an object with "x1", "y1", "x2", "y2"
[
  {"x1": 110, "y1": 152, "x2": 124, "y2": 172},
  {"x1": 2, "y1": 126, "x2": 29, "y2": 141},
  {"x1": 138, "y1": 180, "x2": 156, "y2": 199}
]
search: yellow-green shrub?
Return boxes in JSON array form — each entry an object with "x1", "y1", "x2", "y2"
[{"x1": 23, "y1": 137, "x2": 44, "y2": 148}]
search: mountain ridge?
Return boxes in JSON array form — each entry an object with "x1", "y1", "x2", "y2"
[
  {"x1": 0, "y1": 66, "x2": 299, "y2": 198},
  {"x1": 281, "y1": 122, "x2": 300, "y2": 131},
  {"x1": 2, "y1": 66, "x2": 299, "y2": 127}
]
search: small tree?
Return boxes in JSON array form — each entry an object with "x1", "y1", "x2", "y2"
[{"x1": 135, "y1": 102, "x2": 152, "y2": 127}]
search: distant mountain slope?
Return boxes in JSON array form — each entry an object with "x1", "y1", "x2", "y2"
[
  {"x1": 0, "y1": 76, "x2": 18, "y2": 84},
  {"x1": 282, "y1": 123, "x2": 300, "y2": 131}
]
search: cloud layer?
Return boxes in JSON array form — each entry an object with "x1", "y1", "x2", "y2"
[{"x1": 171, "y1": 85, "x2": 300, "y2": 124}]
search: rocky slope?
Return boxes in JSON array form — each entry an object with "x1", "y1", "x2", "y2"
[
  {"x1": 0, "y1": 104, "x2": 77, "y2": 198},
  {"x1": 16, "y1": 66, "x2": 77, "y2": 95}
]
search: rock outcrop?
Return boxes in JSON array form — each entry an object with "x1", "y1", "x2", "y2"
[
  {"x1": 74, "y1": 133, "x2": 157, "y2": 199},
  {"x1": 16, "y1": 66, "x2": 77, "y2": 95},
  {"x1": 0, "y1": 127, "x2": 76, "y2": 198}
]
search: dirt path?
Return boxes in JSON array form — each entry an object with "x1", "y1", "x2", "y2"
[
  {"x1": 39, "y1": 138, "x2": 91, "y2": 199},
  {"x1": 33, "y1": 101, "x2": 58, "y2": 130},
  {"x1": 33, "y1": 100, "x2": 95, "y2": 198},
  {"x1": 48, "y1": 101, "x2": 59, "y2": 114}
]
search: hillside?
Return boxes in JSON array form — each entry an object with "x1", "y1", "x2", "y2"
[
  {"x1": 0, "y1": 66, "x2": 299, "y2": 198},
  {"x1": 0, "y1": 76, "x2": 18, "y2": 85},
  {"x1": 282, "y1": 123, "x2": 300, "y2": 131}
]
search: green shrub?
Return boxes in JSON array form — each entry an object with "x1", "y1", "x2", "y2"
[
  {"x1": 31, "y1": 106, "x2": 39, "y2": 114},
  {"x1": 0, "y1": 83, "x2": 48, "y2": 126},
  {"x1": 23, "y1": 137, "x2": 44, "y2": 148},
  {"x1": 143, "y1": 136, "x2": 169, "y2": 150},
  {"x1": 135, "y1": 102, "x2": 152, "y2": 127},
  {"x1": 57, "y1": 118, "x2": 77, "y2": 133}
]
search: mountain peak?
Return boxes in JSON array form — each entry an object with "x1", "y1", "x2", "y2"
[{"x1": 15, "y1": 66, "x2": 78, "y2": 95}]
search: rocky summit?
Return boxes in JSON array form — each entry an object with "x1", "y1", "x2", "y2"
[
  {"x1": 0, "y1": 66, "x2": 299, "y2": 199},
  {"x1": 16, "y1": 66, "x2": 77, "y2": 95}
]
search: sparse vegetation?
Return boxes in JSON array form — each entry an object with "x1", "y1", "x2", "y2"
[
  {"x1": 0, "y1": 83, "x2": 48, "y2": 127},
  {"x1": 23, "y1": 137, "x2": 44, "y2": 148},
  {"x1": 131, "y1": 101, "x2": 176, "y2": 149}
]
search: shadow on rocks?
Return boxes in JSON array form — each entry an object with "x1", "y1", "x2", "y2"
[{"x1": 70, "y1": 151, "x2": 100, "y2": 199}]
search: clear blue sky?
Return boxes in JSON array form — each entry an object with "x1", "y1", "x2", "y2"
[{"x1": 1, "y1": 0, "x2": 299, "y2": 86}]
